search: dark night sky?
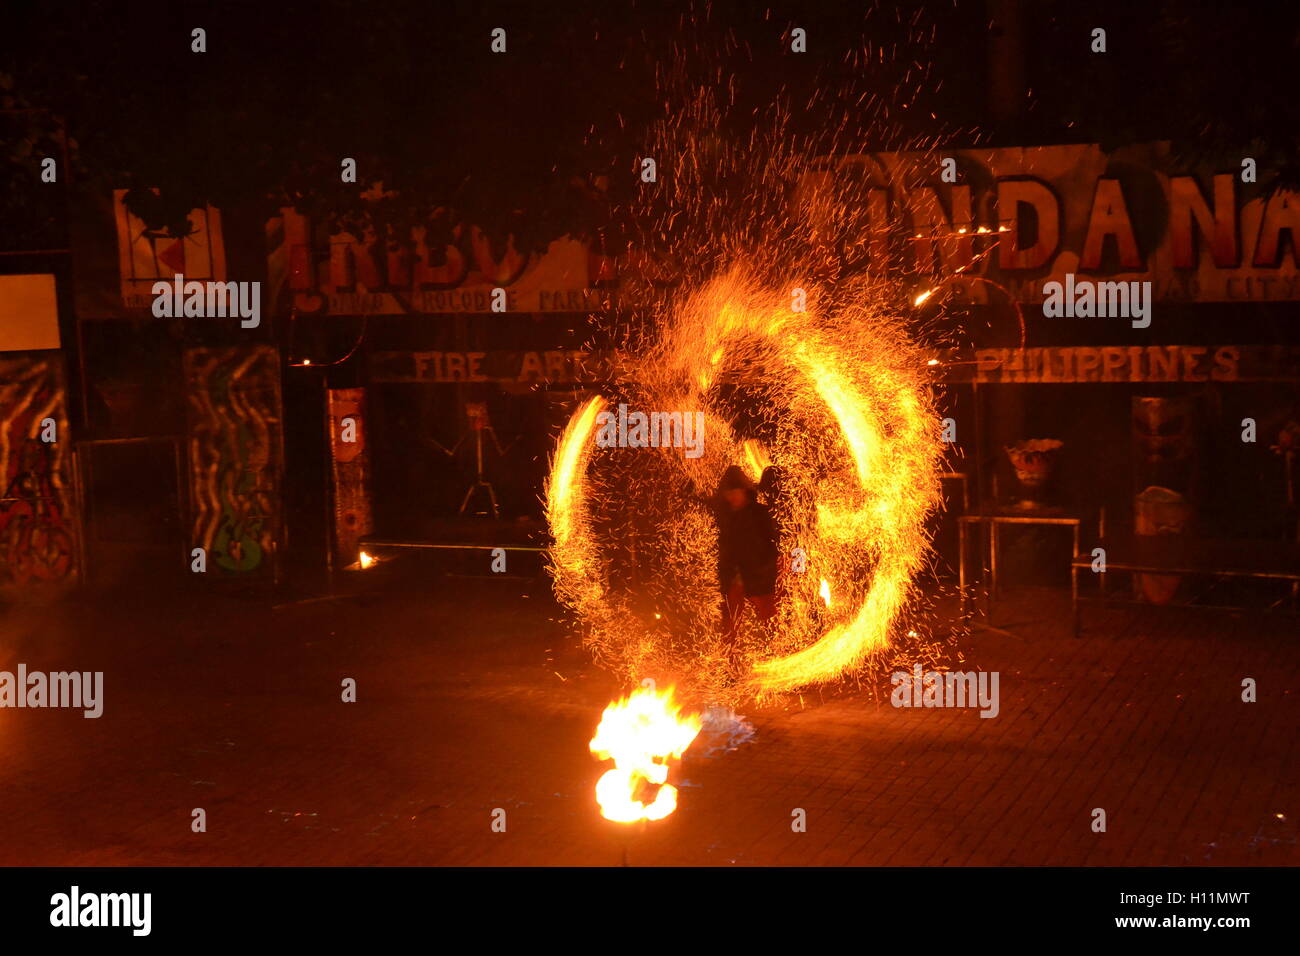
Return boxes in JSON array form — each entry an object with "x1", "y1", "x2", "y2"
[{"x1": 4, "y1": 0, "x2": 1298, "y2": 247}]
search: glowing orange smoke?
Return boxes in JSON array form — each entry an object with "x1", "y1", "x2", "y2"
[{"x1": 589, "y1": 684, "x2": 702, "y2": 823}]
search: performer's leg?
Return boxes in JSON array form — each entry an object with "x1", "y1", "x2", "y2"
[{"x1": 722, "y1": 577, "x2": 746, "y2": 641}]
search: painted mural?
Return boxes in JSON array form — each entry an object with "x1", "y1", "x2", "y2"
[
  {"x1": 326, "y1": 388, "x2": 373, "y2": 566},
  {"x1": 265, "y1": 203, "x2": 598, "y2": 316},
  {"x1": 798, "y1": 142, "x2": 1300, "y2": 303},
  {"x1": 183, "y1": 346, "x2": 283, "y2": 576},
  {"x1": 0, "y1": 354, "x2": 79, "y2": 596}
]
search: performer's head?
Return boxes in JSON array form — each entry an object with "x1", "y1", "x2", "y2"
[{"x1": 719, "y1": 465, "x2": 755, "y2": 511}]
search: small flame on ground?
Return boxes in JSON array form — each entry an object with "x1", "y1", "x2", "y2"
[
  {"x1": 589, "y1": 685, "x2": 702, "y2": 823},
  {"x1": 819, "y1": 578, "x2": 832, "y2": 607},
  {"x1": 358, "y1": 550, "x2": 376, "y2": 569}
]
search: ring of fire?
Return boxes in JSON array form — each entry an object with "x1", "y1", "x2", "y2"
[{"x1": 546, "y1": 277, "x2": 942, "y2": 696}]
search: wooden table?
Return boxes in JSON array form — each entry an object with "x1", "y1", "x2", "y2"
[{"x1": 958, "y1": 507, "x2": 1082, "y2": 628}]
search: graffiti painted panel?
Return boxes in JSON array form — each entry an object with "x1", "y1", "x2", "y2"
[
  {"x1": 0, "y1": 355, "x2": 80, "y2": 596},
  {"x1": 266, "y1": 205, "x2": 598, "y2": 315},
  {"x1": 797, "y1": 142, "x2": 1300, "y2": 303},
  {"x1": 327, "y1": 388, "x2": 373, "y2": 565},
  {"x1": 184, "y1": 347, "x2": 282, "y2": 576}
]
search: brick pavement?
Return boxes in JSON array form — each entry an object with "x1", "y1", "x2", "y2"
[{"x1": 0, "y1": 579, "x2": 1294, "y2": 866}]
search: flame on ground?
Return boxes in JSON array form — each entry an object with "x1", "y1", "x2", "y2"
[{"x1": 589, "y1": 685, "x2": 702, "y2": 823}]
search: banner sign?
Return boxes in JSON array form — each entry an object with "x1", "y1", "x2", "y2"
[
  {"x1": 74, "y1": 188, "x2": 228, "y2": 317},
  {"x1": 798, "y1": 142, "x2": 1300, "y2": 303},
  {"x1": 369, "y1": 349, "x2": 618, "y2": 384},
  {"x1": 267, "y1": 204, "x2": 604, "y2": 316},
  {"x1": 115, "y1": 189, "x2": 227, "y2": 310},
  {"x1": 944, "y1": 345, "x2": 1300, "y2": 384},
  {"x1": 370, "y1": 346, "x2": 1300, "y2": 386}
]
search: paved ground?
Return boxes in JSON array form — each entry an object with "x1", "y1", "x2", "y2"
[{"x1": 0, "y1": 571, "x2": 1295, "y2": 866}]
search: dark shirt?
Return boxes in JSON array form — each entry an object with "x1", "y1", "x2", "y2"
[{"x1": 713, "y1": 496, "x2": 779, "y2": 596}]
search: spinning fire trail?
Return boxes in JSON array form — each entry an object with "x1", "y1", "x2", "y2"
[
  {"x1": 546, "y1": 9, "x2": 951, "y2": 822},
  {"x1": 548, "y1": 273, "x2": 943, "y2": 695},
  {"x1": 552, "y1": 274, "x2": 944, "y2": 821}
]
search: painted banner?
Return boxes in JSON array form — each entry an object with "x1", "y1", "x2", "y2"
[
  {"x1": 326, "y1": 388, "x2": 373, "y2": 566},
  {"x1": 946, "y1": 345, "x2": 1300, "y2": 384},
  {"x1": 74, "y1": 188, "x2": 227, "y2": 317},
  {"x1": 266, "y1": 204, "x2": 602, "y2": 316},
  {"x1": 369, "y1": 349, "x2": 618, "y2": 384},
  {"x1": 183, "y1": 346, "x2": 282, "y2": 576},
  {"x1": 798, "y1": 142, "x2": 1300, "y2": 303},
  {"x1": 114, "y1": 189, "x2": 227, "y2": 310},
  {"x1": 372, "y1": 345, "x2": 1300, "y2": 385},
  {"x1": 0, "y1": 354, "x2": 80, "y2": 596}
]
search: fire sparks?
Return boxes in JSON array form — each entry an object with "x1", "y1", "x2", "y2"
[
  {"x1": 589, "y1": 685, "x2": 702, "y2": 823},
  {"x1": 741, "y1": 437, "x2": 772, "y2": 484},
  {"x1": 544, "y1": 394, "x2": 617, "y2": 639},
  {"x1": 545, "y1": 272, "x2": 942, "y2": 697},
  {"x1": 545, "y1": 25, "x2": 946, "y2": 700}
]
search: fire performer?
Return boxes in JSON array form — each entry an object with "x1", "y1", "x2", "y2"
[{"x1": 689, "y1": 466, "x2": 780, "y2": 670}]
